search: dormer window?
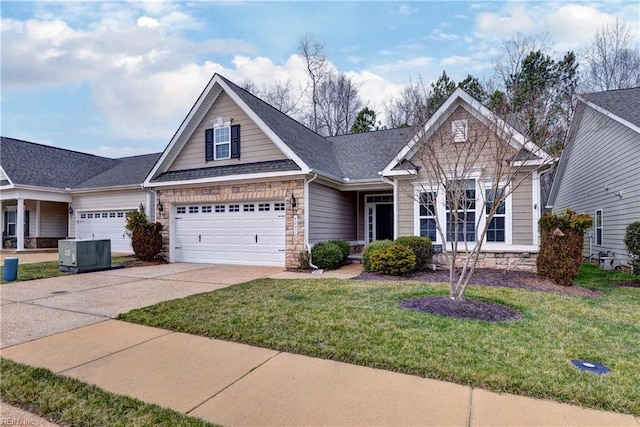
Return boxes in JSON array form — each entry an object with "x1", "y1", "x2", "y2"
[
  {"x1": 205, "y1": 117, "x2": 241, "y2": 161},
  {"x1": 452, "y1": 119, "x2": 468, "y2": 142}
]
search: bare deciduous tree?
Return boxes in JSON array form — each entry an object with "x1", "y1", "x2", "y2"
[
  {"x1": 315, "y1": 72, "x2": 362, "y2": 136},
  {"x1": 260, "y1": 79, "x2": 304, "y2": 116},
  {"x1": 383, "y1": 77, "x2": 430, "y2": 128},
  {"x1": 401, "y1": 94, "x2": 553, "y2": 300},
  {"x1": 583, "y1": 19, "x2": 640, "y2": 91},
  {"x1": 298, "y1": 33, "x2": 329, "y2": 133}
]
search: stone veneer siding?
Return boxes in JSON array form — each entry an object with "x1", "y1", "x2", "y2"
[
  {"x1": 433, "y1": 251, "x2": 538, "y2": 272},
  {"x1": 155, "y1": 179, "x2": 305, "y2": 269}
]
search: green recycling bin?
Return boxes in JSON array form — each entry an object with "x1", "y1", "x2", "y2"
[{"x1": 2, "y1": 257, "x2": 19, "y2": 282}]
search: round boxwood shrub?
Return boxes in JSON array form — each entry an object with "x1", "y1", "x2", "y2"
[
  {"x1": 362, "y1": 240, "x2": 393, "y2": 272},
  {"x1": 394, "y1": 236, "x2": 433, "y2": 271},
  {"x1": 369, "y1": 243, "x2": 416, "y2": 276},
  {"x1": 624, "y1": 221, "x2": 640, "y2": 275},
  {"x1": 311, "y1": 242, "x2": 344, "y2": 270},
  {"x1": 328, "y1": 239, "x2": 351, "y2": 262}
]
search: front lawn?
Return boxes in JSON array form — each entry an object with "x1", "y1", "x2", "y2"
[
  {"x1": 119, "y1": 264, "x2": 640, "y2": 416},
  {"x1": 1, "y1": 256, "x2": 134, "y2": 283}
]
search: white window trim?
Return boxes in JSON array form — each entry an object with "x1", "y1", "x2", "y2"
[
  {"x1": 595, "y1": 209, "x2": 603, "y2": 246},
  {"x1": 413, "y1": 180, "x2": 513, "y2": 248},
  {"x1": 211, "y1": 117, "x2": 232, "y2": 161},
  {"x1": 5, "y1": 206, "x2": 17, "y2": 237},
  {"x1": 452, "y1": 119, "x2": 468, "y2": 143}
]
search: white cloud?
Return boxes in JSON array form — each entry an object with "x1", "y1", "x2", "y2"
[
  {"x1": 429, "y1": 29, "x2": 460, "y2": 42},
  {"x1": 545, "y1": 4, "x2": 617, "y2": 47},
  {"x1": 137, "y1": 16, "x2": 159, "y2": 30},
  {"x1": 393, "y1": 4, "x2": 419, "y2": 15},
  {"x1": 475, "y1": 4, "x2": 536, "y2": 38}
]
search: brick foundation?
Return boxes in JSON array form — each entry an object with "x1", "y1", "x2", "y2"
[
  {"x1": 155, "y1": 179, "x2": 306, "y2": 269},
  {"x1": 434, "y1": 251, "x2": 538, "y2": 272}
]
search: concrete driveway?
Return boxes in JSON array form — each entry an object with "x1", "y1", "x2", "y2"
[{"x1": 0, "y1": 263, "x2": 281, "y2": 348}]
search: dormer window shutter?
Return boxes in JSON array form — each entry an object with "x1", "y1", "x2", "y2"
[
  {"x1": 205, "y1": 128, "x2": 214, "y2": 161},
  {"x1": 231, "y1": 124, "x2": 241, "y2": 159}
]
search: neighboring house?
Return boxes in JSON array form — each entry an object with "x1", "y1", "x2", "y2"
[
  {"x1": 146, "y1": 74, "x2": 551, "y2": 269},
  {"x1": 547, "y1": 87, "x2": 640, "y2": 269},
  {"x1": 2, "y1": 74, "x2": 551, "y2": 268},
  {"x1": 0, "y1": 137, "x2": 160, "y2": 252}
]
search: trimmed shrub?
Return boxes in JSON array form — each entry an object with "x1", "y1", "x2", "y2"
[
  {"x1": 125, "y1": 210, "x2": 147, "y2": 235},
  {"x1": 394, "y1": 236, "x2": 433, "y2": 270},
  {"x1": 328, "y1": 239, "x2": 351, "y2": 262},
  {"x1": 624, "y1": 221, "x2": 640, "y2": 275},
  {"x1": 131, "y1": 222, "x2": 163, "y2": 261},
  {"x1": 298, "y1": 251, "x2": 310, "y2": 270},
  {"x1": 311, "y1": 242, "x2": 344, "y2": 270},
  {"x1": 537, "y1": 208, "x2": 593, "y2": 286},
  {"x1": 362, "y1": 240, "x2": 393, "y2": 272},
  {"x1": 369, "y1": 243, "x2": 416, "y2": 276}
]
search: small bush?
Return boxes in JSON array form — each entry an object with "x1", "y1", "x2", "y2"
[
  {"x1": 624, "y1": 221, "x2": 640, "y2": 275},
  {"x1": 394, "y1": 236, "x2": 433, "y2": 270},
  {"x1": 125, "y1": 210, "x2": 147, "y2": 235},
  {"x1": 328, "y1": 239, "x2": 351, "y2": 261},
  {"x1": 537, "y1": 209, "x2": 592, "y2": 286},
  {"x1": 369, "y1": 244, "x2": 416, "y2": 276},
  {"x1": 362, "y1": 240, "x2": 393, "y2": 272},
  {"x1": 298, "y1": 251, "x2": 310, "y2": 270},
  {"x1": 131, "y1": 222, "x2": 163, "y2": 261},
  {"x1": 311, "y1": 242, "x2": 344, "y2": 270}
]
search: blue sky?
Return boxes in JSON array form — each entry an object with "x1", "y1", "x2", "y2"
[{"x1": 2, "y1": 1, "x2": 638, "y2": 157}]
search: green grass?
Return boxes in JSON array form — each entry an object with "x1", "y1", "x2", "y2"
[
  {"x1": 0, "y1": 358, "x2": 217, "y2": 426},
  {"x1": 119, "y1": 264, "x2": 640, "y2": 416},
  {"x1": 1, "y1": 256, "x2": 134, "y2": 283}
]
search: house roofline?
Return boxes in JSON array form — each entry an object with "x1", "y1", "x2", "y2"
[{"x1": 577, "y1": 95, "x2": 640, "y2": 135}]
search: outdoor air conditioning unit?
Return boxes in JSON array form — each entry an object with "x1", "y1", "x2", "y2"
[{"x1": 59, "y1": 239, "x2": 111, "y2": 273}]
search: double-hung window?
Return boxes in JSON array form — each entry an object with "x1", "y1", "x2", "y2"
[
  {"x1": 485, "y1": 187, "x2": 506, "y2": 242},
  {"x1": 6, "y1": 210, "x2": 16, "y2": 236},
  {"x1": 595, "y1": 209, "x2": 603, "y2": 246},
  {"x1": 446, "y1": 179, "x2": 476, "y2": 242},
  {"x1": 418, "y1": 192, "x2": 437, "y2": 241},
  {"x1": 214, "y1": 126, "x2": 231, "y2": 160}
]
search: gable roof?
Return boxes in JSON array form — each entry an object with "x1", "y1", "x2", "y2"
[
  {"x1": 0, "y1": 137, "x2": 160, "y2": 191},
  {"x1": 381, "y1": 87, "x2": 553, "y2": 176},
  {"x1": 580, "y1": 87, "x2": 640, "y2": 133}
]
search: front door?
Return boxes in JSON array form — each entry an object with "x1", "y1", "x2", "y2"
[{"x1": 376, "y1": 204, "x2": 393, "y2": 241}]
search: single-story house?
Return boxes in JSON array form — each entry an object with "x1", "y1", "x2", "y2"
[
  {"x1": 0, "y1": 139, "x2": 160, "y2": 252},
  {"x1": 547, "y1": 87, "x2": 640, "y2": 269},
  {"x1": 2, "y1": 73, "x2": 552, "y2": 270}
]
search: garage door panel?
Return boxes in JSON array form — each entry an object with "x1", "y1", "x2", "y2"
[
  {"x1": 174, "y1": 201, "x2": 285, "y2": 266},
  {"x1": 77, "y1": 210, "x2": 132, "y2": 253}
]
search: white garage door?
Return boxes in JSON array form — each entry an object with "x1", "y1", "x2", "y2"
[
  {"x1": 174, "y1": 201, "x2": 286, "y2": 266},
  {"x1": 76, "y1": 210, "x2": 132, "y2": 253}
]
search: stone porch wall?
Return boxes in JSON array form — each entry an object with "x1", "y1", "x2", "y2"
[
  {"x1": 433, "y1": 251, "x2": 538, "y2": 272},
  {"x1": 155, "y1": 179, "x2": 305, "y2": 269}
]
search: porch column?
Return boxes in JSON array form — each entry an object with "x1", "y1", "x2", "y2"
[
  {"x1": 16, "y1": 198, "x2": 25, "y2": 250},
  {"x1": 393, "y1": 177, "x2": 399, "y2": 239},
  {"x1": 0, "y1": 200, "x2": 3, "y2": 237},
  {"x1": 35, "y1": 201, "x2": 41, "y2": 237}
]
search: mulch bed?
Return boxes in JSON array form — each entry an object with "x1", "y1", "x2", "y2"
[
  {"x1": 120, "y1": 259, "x2": 167, "y2": 268},
  {"x1": 358, "y1": 268, "x2": 603, "y2": 322},
  {"x1": 615, "y1": 279, "x2": 640, "y2": 288},
  {"x1": 358, "y1": 268, "x2": 601, "y2": 297},
  {"x1": 400, "y1": 296, "x2": 522, "y2": 322}
]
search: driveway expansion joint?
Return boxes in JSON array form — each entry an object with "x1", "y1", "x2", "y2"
[
  {"x1": 185, "y1": 350, "x2": 283, "y2": 415},
  {"x1": 467, "y1": 387, "x2": 474, "y2": 427}
]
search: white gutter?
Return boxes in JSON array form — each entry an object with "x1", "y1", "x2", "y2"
[
  {"x1": 304, "y1": 172, "x2": 319, "y2": 269},
  {"x1": 380, "y1": 175, "x2": 398, "y2": 239}
]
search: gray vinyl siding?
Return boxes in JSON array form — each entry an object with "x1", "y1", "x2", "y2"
[
  {"x1": 40, "y1": 201, "x2": 68, "y2": 237},
  {"x1": 308, "y1": 182, "x2": 357, "y2": 243},
  {"x1": 512, "y1": 175, "x2": 533, "y2": 245},
  {"x1": 169, "y1": 91, "x2": 286, "y2": 171},
  {"x1": 552, "y1": 106, "x2": 640, "y2": 265}
]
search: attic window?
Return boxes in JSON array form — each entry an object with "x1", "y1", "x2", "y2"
[
  {"x1": 205, "y1": 117, "x2": 241, "y2": 161},
  {"x1": 452, "y1": 119, "x2": 468, "y2": 142}
]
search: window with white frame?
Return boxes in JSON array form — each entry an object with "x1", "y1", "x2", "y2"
[
  {"x1": 6, "y1": 210, "x2": 16, "y2": 236},
  {"x1": 214, "y1": 126, "x2": 231, "y2": 160},
  {"x1": 452, "y1": 119, "x2": 468, "y2": 142},
  {"x1": 418, "y1": 192, "x2": 437, "y2": 241},
  {"x1": 595, "y1": 209, "x2": 603, "y2": 246},
  {"x1": 485, "y1": 187, "x2": 506, "y2": 242},
  {"x1": 446, "y1": 179, "x2": 476, "y2": 242}
]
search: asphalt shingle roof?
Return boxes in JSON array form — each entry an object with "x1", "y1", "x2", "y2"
[
  {"x1": 1, "y1": 137, "x2": 160, "y2": 190},
  {"x1": 151, "y1": 159, "x2": 300, "y2": 183},
  {"x1": 582, "y1": 87, "x2": 640, "y2": 129}
]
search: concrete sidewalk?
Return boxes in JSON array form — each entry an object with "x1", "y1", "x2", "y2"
[{"x1": 2, "y1": 320, "x2": 637, "y2": 427}]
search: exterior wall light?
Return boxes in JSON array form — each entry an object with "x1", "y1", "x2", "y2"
[
  {"x1": 290, "y1": 193, "x2": 297, "y2": 209},
  {"x1": 158, "y1": 200, "x2": 164, "y2": 213}
]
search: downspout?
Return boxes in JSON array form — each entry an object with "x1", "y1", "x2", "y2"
[
  {"x1": 304, "y1": 172, "x2": 319, "y2": 269},
  {"x1": 380, "y1": 175, "x2": 398, "y2": 239}
]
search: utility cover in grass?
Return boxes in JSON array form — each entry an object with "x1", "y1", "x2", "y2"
[
  {"x1": 400, "y1": 296, "x2": 522, "y2": 322},
  {"x1": 571, "y1": 359, "x2": 610, "y2": 375}
]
